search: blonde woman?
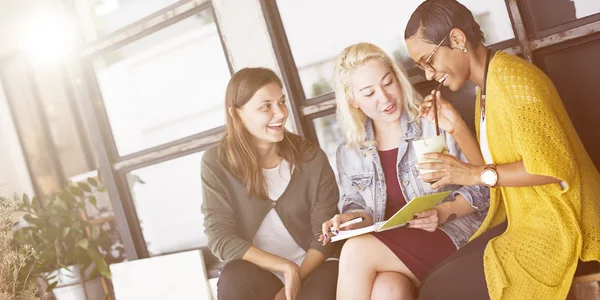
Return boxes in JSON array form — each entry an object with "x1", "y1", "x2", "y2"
[{"x1": 320, "y1": 43, "x2": 490, "y2": 300}]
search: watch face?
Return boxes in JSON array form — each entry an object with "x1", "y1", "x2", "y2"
[{"x1": 482, "y1": 170, "x2": 497, "y2": 186}]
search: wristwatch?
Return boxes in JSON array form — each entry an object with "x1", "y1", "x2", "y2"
[{"x1": 480, "y1": 164, "x2": 498, "y2": 188}]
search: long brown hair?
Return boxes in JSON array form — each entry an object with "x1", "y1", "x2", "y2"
[{"x1": 218, "y1": 67, "x2": 315, "y2": 200}]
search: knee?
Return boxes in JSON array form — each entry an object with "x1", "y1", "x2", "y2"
[
  {"x1": 297, "y1": 261, "x2": 338, "y2": 300},
  {"x1": 372, "y1": 272, "x2": 414, "y2": 300},
  {"x1": 418, "y1": 268, "x2": 452, "y2": 300},
  {"x1": 339, "y1": 235, "x2": 372, "y2": 266},
  {"x1": 304, "y1": 261, "x2": 339, "y2": 285},
  {"x1": 217, "y1": 260, "x2": 255, "y2": 291}
]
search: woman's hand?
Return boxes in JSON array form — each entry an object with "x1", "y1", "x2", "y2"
[
  {"x1": 420, "y1": 90, "x2": 464, "y2": 135},
  {"x1": 418, "y1": 152, "x2": 482, "y2": 189},
  {"x1": 407, "y1": 208, "x2": 440, "y2": 232},
  {"x1": 319, "y1": 212, "x2": 372, "y2": 245},
  {"x1": 274, "y1": 263, "x2": 301, "y2": 300}
]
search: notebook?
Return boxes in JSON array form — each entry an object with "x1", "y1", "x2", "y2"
[{"x1": 331, "y1": 190, "x2": 451, "y2": 242}]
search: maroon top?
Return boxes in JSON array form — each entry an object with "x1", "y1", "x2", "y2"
[{"x1": 373, "y1": 148, "x2": 456, "y2": 281}]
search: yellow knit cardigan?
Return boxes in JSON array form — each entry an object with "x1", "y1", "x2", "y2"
[{"x1": 473, "y1": 51, "x2": 600, "y2": 300}]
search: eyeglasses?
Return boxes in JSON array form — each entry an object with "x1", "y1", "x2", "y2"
[{"x1": 415, "y1": 36, "x2": 448, "y2": 73}]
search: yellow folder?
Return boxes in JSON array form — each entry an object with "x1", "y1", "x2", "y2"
[{"x1": 331, "y1": 190, "x2": 452, "y2": 242}]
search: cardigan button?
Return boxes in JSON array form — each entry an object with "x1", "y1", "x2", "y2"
[
  {"x1": 402, "y1": 180, "x2": 409, "y2": 186},
  {"x1": 271, "y1": 201, "x2": 276, "y2": 207}
]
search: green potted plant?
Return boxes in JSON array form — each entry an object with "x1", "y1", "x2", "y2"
[{"x1": 13, "y1": 176, "x2": 125, "y2": 300}]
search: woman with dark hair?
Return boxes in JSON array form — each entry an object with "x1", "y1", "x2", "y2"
[
  {"x1": 403, "y1": 0, "x2": 600, "y2": 299},
  {"x1": 201, "y1": 67, "x2": 339, "y2": 300}
]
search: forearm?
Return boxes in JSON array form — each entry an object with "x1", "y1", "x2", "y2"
[
  {"x1": 298, "y1": 249, "x2": 326, "y2": 280},
  {"x1": 436, "y1": 194, "x2": 477, "y2": 225},
  {"x1": 474, "y1": 161, "x2": 560, "y2": 187},
  {"x1": 242, "y1": 246, "x2": 296, "y2": 274},
  {"x1": 451, "y1": 121, "x2": 485, "y2": 165}
]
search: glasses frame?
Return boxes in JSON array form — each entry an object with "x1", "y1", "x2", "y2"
[{"x1": 416, "y1": 36, "x2": 448, "y2": 72}]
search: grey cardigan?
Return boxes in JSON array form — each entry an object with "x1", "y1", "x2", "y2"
[{"x1": 201, "y1": 144, "x2": 339, "y2": 262}]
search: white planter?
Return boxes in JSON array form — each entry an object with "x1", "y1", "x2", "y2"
[
  {"x1": 45, "y1": 265, "x2": 106, "y2": 300},
  {"x1": 53, "y1": 277, "x2": 105, "y2": 300},
  {"x1": 46, "y1": 265, "x2": 83, "y2": 287}
]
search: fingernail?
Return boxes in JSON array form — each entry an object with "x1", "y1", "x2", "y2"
[
  {"x1": 324, "y1": 234, "x2": 328, "y2": 239},
  {"x1": 413, "y1": 215, "x2": 418, "y2": 219},
  {"x1": 333, "y1": 230, "x2": 339, "y2": 235}
]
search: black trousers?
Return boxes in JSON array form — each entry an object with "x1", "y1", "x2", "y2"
[
  {"x1": 419, "y1": 222, "x2": 598, "y2": 299},
  {"x1": 419, "y1": 222, "x2": 508, "y2": 300},
  {"x1": 217, "y1": 259, "x2": 338, "y2": 300}
]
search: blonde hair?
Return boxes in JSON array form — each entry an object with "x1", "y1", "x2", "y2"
[{"x1": 332, "y1": 42, "x2": 423, "y2": 147}]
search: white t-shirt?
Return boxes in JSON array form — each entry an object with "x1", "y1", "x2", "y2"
[{"x1": 252, "y1": 160, "x2": 306, "y2": 282}]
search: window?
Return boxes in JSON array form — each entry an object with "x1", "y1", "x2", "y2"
[
  {"x1": 92, "y1": 11, "x2": 230, "y2": 156},
  {"x1": 277, "y1": 0, "x2": 515, "y2": 99},
  {"x1": 75, "y1": 0, "x2": 186, "y2": 41},
  {"x1": 312, "y1": 114, "x2": 342, "y2": 180},
  {"x1": 127, "y1": 152, "x2": 206, "y2": 256},
  {"x1": 522, "y1": 0, "x2": 600, "y2": 33}
]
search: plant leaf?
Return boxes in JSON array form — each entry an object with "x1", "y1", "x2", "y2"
[
  {"x1": 58, "y1": 191, "x2": 75, "y2": 205},
  {"x1": 92, "y1": 226, "x2": 100, "y2": 240},
  {"x1": 13, "y1": 192, "x2": 20, "y2": 201},
  {"x1": 46, "y1": 281, "x2": 58, "y2": 292},
  {"x1": 32, "y1": 196, "x2": 41, "y2": 210},
  {"x1": 23, "y1": 214, "x2": 41, "y2": 226},
  {"x1": 88, "y1": 267, "x2": 101, "y2": 280},
  {"x1": 97, "y1": 186, "x2": 107, "y2": 193},
  {"x1": 87, "y1": 248, "x2": 111, "y2": 279},
  {"x1": 69, "y1": 186, "x2": 85, "y2": 198},
  {"x1": 89, "y1": 195, "x2": 97, "y2": 207},
  {"x1": 22, "y1": 193, "x2": 30, "y2": 206},
  {"x1": 88, "y1": 177, "x2": 98, "y2": 187},
  {"x1": 62, "y1": 227, "x2": 71, "y2": 238},
  {"x1": 78, "y1": 182, "x2": 92, "y2": 193},
  {"x1": 77, "y1": 238, "x2": 89, "y2": 249}
]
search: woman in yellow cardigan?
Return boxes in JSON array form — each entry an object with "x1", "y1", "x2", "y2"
[{"x1": 403, "y1": 0, "x2": 600, "y2": 299}]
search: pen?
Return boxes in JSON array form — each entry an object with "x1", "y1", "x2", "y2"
[{"x1": 330, "y1": 217, "x2": 364, "y2": 233}]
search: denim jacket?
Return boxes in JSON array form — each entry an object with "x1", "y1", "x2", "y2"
[{"x1": 336, "y1": 111, "x2": 490, "y2": 248}]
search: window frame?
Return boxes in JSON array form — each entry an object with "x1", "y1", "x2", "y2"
[{"x1": 74, "y1": 0, "x2": 233, "y2": 261}]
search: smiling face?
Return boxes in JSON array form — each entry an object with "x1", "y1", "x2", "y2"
[
  {"x1": 349, "y1": 58, "x2": 404, "y2": 125},
  {"x1": 237, "y1": 82, "x2": 288, "y2": 147},
  {"x1": 406, "y1": 32, "x2": 471, "y2": 91}
]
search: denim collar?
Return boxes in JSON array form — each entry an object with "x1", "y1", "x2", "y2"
[{"x1": 360, "y1": 109, "x2": 422, "y2": 152}]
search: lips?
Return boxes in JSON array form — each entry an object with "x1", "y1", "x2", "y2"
[
  {"x1": 381, "y1": 103, "x2": 397, "y2": 114},
  {"x1": 267, "y1": 121, "x2": 284, "y2": 130}
]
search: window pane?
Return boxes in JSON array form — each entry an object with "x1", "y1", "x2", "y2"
[
  {"x1": 523, "y1": 0, "x2": 600, "y2": 33},
  {"x1": 74, "y1": 0, "x2": 188, "y2": 41},
  {"x1": 572, "y1": 0, "x2": 600, "y2": 19},
  {"x1": 277, "y1": 0, "x2": 515, "y2": 99},
  {"x1": 313, "y1": 114, "x2": 343, "y2": 182},
  {"x1": 128, "y1": 152, "x2": 206, "y2": 256},
  {"x1": 93, "y1": 11, "x2": 230, "y2": 156}
]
